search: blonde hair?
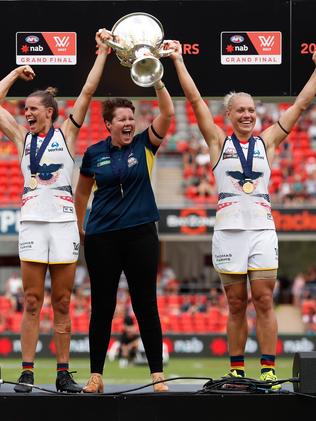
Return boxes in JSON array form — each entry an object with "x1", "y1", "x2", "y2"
[{"x1": 223, "y1": 91, "x2": 253, "y2": 111}]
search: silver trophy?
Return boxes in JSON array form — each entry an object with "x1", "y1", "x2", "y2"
[{"x1": 105, "y1": 12, "x2": 172, "y2": 87}]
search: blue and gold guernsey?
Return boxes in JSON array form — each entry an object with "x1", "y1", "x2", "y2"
[{"x1": 80, "y1": 128, "x2": 160, "y2": 235}]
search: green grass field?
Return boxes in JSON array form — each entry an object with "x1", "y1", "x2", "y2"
[{"x1": 0, "y1": 357, "x2": 294, "y2": 385}]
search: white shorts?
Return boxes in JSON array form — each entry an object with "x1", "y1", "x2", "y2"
[
  {"x1": 19, "y1": 221, "x2": 80, "y2": 264},
  {"x1": 212, "y1": 229, "x2": 278, "y2": 274}
]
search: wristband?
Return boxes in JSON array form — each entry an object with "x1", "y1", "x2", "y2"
[{"x1": 154, "y1": 82, "x2": 165, "y2": 91}]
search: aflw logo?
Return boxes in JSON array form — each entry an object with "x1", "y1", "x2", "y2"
[
  {"x1": 53, "y1": 36, "x2": 70, "y2": 48},
  {"x1": 258, "y1": 35, "x2": 275, "y2": 48}
]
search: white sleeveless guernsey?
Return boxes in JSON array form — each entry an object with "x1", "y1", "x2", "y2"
[
  {"x1": 213, "y1": 135, "x2": 275, "y2": 230},
  {"x1": 20, "y1": 128, "x2": 76, "y2": 222}
]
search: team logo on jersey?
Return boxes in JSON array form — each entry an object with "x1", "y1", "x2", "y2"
[
  {"x1": 35, "y1": 162, "x2": 63, "y2": 185},
  {"x1": 127, "y1": 156, "x2": 138, "y2": 168},
  {"x1": 223, "y1": 147, "x2": 238, "y2": 159}
]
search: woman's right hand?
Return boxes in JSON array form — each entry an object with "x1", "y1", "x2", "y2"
[
  {"x1": 15, "y1": 65, "x2": 35, "y2": 81},
  {"x1": 167, "y1": 40, "x2": 182, "y2": 62}
]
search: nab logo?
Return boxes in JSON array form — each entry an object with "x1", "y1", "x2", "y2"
[
  {"x1": 258, "y1": 35, "x2": 275, "y2": 48},
  {"x1": 54, "y1": 36, "x2": 70, "y2": 49}
]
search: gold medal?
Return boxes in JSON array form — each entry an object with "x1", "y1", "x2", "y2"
[
  {"x1": 29, "y1": 175, "x2": 38, "y2": 190},
  {"x1": 242, "y1": 180, "x2": 254, "y2": 194}
]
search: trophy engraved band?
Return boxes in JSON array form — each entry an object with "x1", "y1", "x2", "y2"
[{"x1": 104, "y1": 12, "x2": 172, "y2": 87}]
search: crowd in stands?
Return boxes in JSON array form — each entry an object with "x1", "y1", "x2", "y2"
[
  {"x1": 292, "y1": 265, "x2": 316, "y2": 334},
  {"x1": 2, "y1": 262, "x2": 316, "y2": 336},
  {"x1": 1, "y1": 98, "x2": 316, "y2": 334},
  {"x1": 2, "y1": 98, "x2": 316, "y2": 206},
  {"x1": 174, "y1": 101, "x2": 316, "y2": 206}
]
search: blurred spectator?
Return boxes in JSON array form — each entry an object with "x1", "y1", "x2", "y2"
[
  {"x1": 0, "y1": 311, "x2": 7, "y2": 333},
  {"x1": 302, "y1": 298, "x2": 316, "y2": 334},
  {"x1": 180, "y1": 295, "x2": 194, "y2": 313},
  {"x1": 118, "y1": 314, "x2": 140, "y2": 368},
  {"x1": 291, "y1": 272, "x2": 306, "y2": 307},
  {"x1": 5, "y1": 272, "x2": 22, "y2": 296},
  {"x1": 303, "y1": 265, "x2": 316, "y2": 299},
  {"x1": 4, "y1": 272, "x2": 23, "y2": 312},
  {"x1": 158, "y1": 262, "x2": 179, "y2": 294},
  {"x1": 72, "y1": 287, "x2": 89, "y2": 316},
  {"x1": 74, "y1": 265, "x2": 89, "y2": 289},
  {"x1": 14, "y1": 287, "x2": 24, "y2": 313}
]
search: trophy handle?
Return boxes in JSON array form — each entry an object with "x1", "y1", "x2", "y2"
[
  {"x1": 158, "y1": 40, "x2": 175, "y2": 57},
  {"x1": 98, "y1": 29, "x2": 126, "y2": 51},
  {"x1": 105, "y1": 38, "x2": 126, "y2": 51}
]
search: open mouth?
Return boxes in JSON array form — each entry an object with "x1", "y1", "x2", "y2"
[
  {"x1": 27, "y1": 118, "x2": 36, "y2": 130},
  {"x1": 122, "y1": 128, "x2": 133, "y2": 139}
]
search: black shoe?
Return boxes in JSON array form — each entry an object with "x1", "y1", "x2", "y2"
[
  {"x1": 14, "y1": 370, "x2": 34, "y2": 393},
  {"x1": 56, "y1": 371, "x2": 82, "y2": 393}
]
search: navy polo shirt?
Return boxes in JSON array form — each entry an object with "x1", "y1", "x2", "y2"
[{"x1": 80, "y1": 128, "x2": 160, "y2": 235}]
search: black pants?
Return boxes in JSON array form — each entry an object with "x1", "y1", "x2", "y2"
[{"x1": 84, "y1": 222, "x2": 163, "y2": 374}]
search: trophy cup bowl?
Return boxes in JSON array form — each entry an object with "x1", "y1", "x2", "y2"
[{"x1": 105, "y1": 12, "x2": 170, "y2": 87}]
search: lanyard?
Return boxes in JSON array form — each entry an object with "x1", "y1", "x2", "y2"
[
  {"x1": 231, "y1": 133, "x2": 255, "y2": 179},
  {"x1": 107, "y1": 138, "x2": 132, "y2": 197},
  {"x1": 30, "y1": 127, "x2": 55, "y2": 176}
]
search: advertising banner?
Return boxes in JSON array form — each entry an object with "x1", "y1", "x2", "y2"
[
  {"x1": 0, "y1": 0, "x2": 296, "y2": 97},
  {"x1": 158, "y1": 208, "x2": 316, "y2": 236},
  {"x1": 2, "y1": 207, "x2": 316, "y2": 237},
  {"x1": 0, "y1": 333, "x2": 314, "y2": 358}
]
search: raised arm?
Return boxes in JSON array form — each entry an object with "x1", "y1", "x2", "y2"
[
  {"x1": 263, "y1": 52, "x2": 316, "y2": 151},
  {"x1": 170, "y1": 41, "x2": 224, "y2": 161},
  {"x1": 0, "y1": 66, "x2": 35, "y2": 153},
  {"x1": 62, "y1": 29, "x2": 112, "y2": 153},
  {"x1": 149, "y1": 77, "x2": 175, "y2": 146}
]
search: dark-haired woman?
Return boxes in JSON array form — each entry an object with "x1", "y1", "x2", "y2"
[
  {"x1": 75, "y1": 70, "x2": 174, "y2": 392},
  {"x1": 0, "y1": 29, "x2": 111, "y2": 393}
]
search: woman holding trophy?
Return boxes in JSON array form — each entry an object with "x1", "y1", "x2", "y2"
[
  {"x1": 0, "y1": 29, "x2": 110, "y2": 393},
  {"x1": 75, "y1": 23, "x2": 175, "y2": 393},
  {"x1": 170, "y1": 40, "x2": 316, "y2": 389}
]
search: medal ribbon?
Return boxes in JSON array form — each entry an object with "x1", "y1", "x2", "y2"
[
  {"x1": 231, "y1": 133, "x2": 255, "y2": 180},
  {"x1": 30, "y1": 127, "x2": 55, "y2": 176}
]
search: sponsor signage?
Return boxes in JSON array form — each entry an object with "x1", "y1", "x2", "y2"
[
  {"x1": 0, "y1": 334, "x2": 314, "y2": 358},
  {"x1": 0, "y1": 0, "x2": 299, "y2": 97},
  {"x1": 0, "y1": 209, "x2": 20, "y2": 235},
  {"x1": 2, "y1": 207, "x2": 316, "y2": 236},
  {"x1": 221, "y1": 31, "x2": 282, "y2": 65},
  {"x1": 16, "y1": 32, "x2": 77, "y2": 65},
  {"x1": 292, "y1": 0, "x2": 316, "y2": 95},
  {"x1": 158, "y1": 208, "x2": 316, "y2": 235}
]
